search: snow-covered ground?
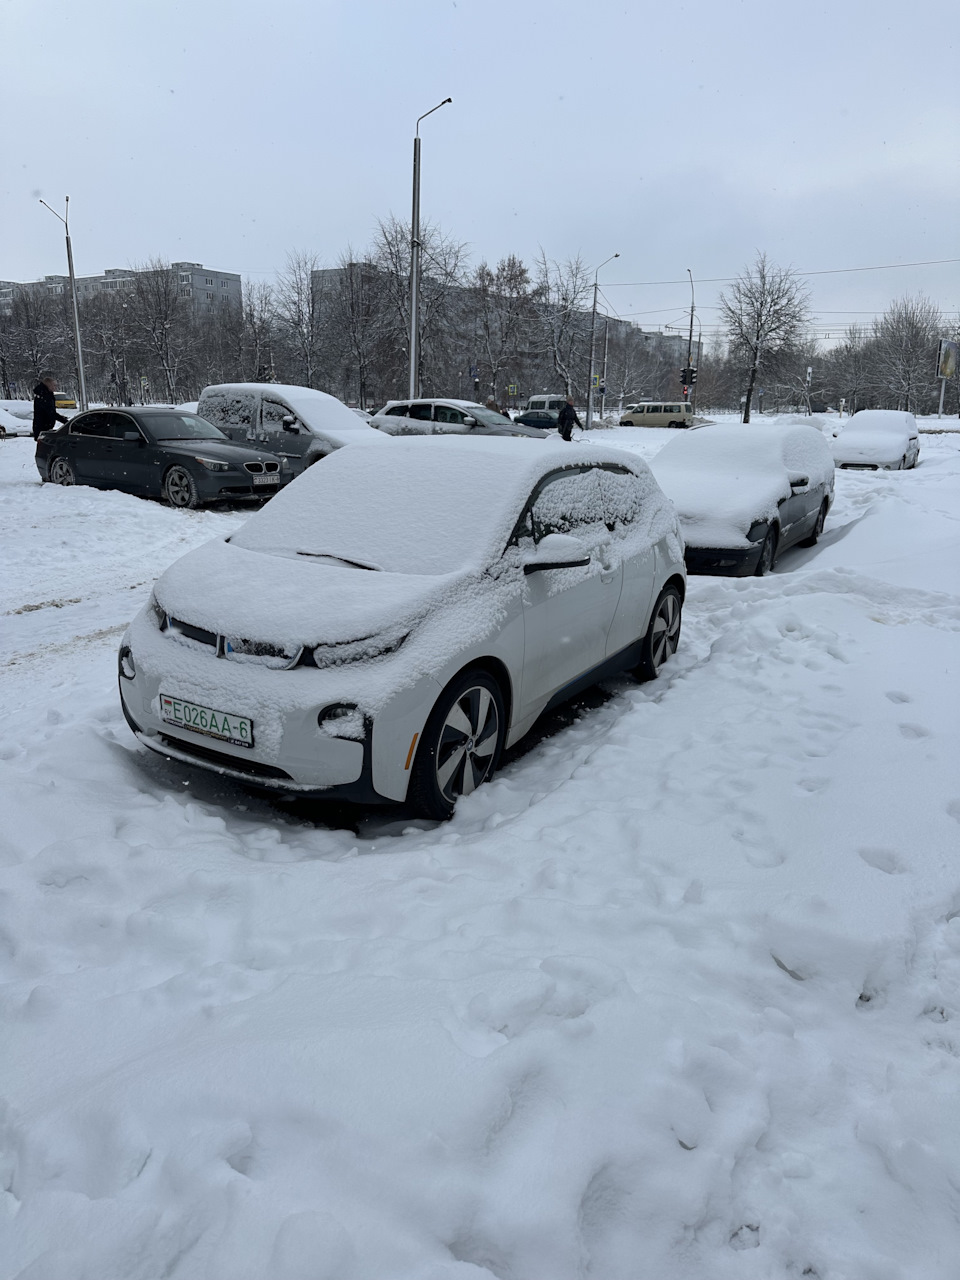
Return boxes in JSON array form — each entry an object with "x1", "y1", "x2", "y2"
[{"x1": 2, "y1": 420, "x2": 959, "y2": 1280}]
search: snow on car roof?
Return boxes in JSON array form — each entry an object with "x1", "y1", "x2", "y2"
[
  {"x1": 842, "y1": 410, "x2": 917, "y2": 435},
  {"x1": 233, "y1": 435, "x2": 653, "y2": 574},
  {"x1": 650, "y1": 422, "x2": 834, "y2": 545}
]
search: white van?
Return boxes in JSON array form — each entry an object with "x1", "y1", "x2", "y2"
[
  {"x1": 526, "y1": 394, "x2": 569, "y2": 413},
  {"x1": 619, "y1": 401, "x2": 694, "y2": 428},
  {"x1": 197, "y1": 383, "x2": 389, "y2": 472}
]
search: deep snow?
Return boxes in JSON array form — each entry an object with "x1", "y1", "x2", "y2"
[{"x1": 1, "y1": 419, "x2": 959, "y2": 1280}]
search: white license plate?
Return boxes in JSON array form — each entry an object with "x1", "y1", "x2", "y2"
[
  {"x1": 253, "y1": 473, "x2": 280, "y2": 486},
  {"x1": 160, "y1": 694, "x2": 254, "y2": 748}
]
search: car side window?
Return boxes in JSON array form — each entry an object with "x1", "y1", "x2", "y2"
[
  {"x1": 100, "y1": 413, "x2": 141, "y2": 439},
  {"x1": 201, "y1": 393, "x2": 255, "y2": 430},
  {"x1": 384, "y1": 404, "x2": 409, "y2": 417},
  {"x1": 528, "y1": 468, "x2": 605, "y2": 542},
  {"x1": 71, "y1": 413, "x2": 109, "y2": 436},
  {"x1": 597, "y1": 465, "x2": 644, "y2": 529},
  {"x1": 262, "y1": 400, "x2": 294, "y2": 431},
  {"x1": 408, "y1": 403, "x2": 433, "y2": 421},
  {"x1": 434, "y1": 405, "x2": 465, "y2": 424}
]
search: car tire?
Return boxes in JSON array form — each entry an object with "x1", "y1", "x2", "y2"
[
  {"x1": 635, "y1": 585, "x2": 683, "y2": 682},
  {"x1": 754, "y1": 526, "x2": 778, "y2": 576},
  {"x1": 799, "y1": 500, "x2": 828, "y2": 547},
  {"x1": 49, "y1": 456, "x2": 76, "y2": 486},
  {"x1": 408, "y1": 669, "x2": 506, "y2": 820},
  {"x1": 163, "y1": 465, "x2": 200, "y2": 509}
]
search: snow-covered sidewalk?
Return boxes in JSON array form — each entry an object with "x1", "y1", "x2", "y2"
[{"x1": 2, "y1": 428, "x2": 959, "y2": 1279}]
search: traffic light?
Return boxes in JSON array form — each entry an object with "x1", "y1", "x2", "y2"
[
  {"x1": 689, "y1": 367, "x2": 698, "y2": 385},
  {"x1": 680, "y1": 367, "x2": 692, "y2": 385}
]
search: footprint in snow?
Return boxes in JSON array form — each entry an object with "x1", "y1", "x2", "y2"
[
  {"x1": 885, "y1": 690, "x2": 911, "y2": 704},
  {"x1": 858, "y1": 847, "x2": 905, "y2": 875},
  {"x1": 899, "y1": 723, "x2": 932, "y2": 739}
]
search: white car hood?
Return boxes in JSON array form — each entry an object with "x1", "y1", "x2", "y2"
[
  {"x1": 153, "y1": 536, "x2": 469, "y2": 648},
  {"x1": 832, "y1": 429, "x2": 908, "y2": 465}
]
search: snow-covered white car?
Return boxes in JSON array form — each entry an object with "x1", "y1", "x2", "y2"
[
  {"x1": 649, "y1": 422, "x2": 835, "y2": 576},
  {"x1": 118, "y1": 437, "x2": 686, "y2": 818},
  {"x1": 197, "y1": 383, "x2": 389, "y2": 473},
  {"x1": 832, "y1": 409, "x2": 920, "y2": 470}
]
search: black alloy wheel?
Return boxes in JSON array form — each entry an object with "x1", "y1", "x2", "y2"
[
  {"x1": 635, "y1": 585, "x2": 683, "y2": 682},
  {"x1": 409, "y1": 670, "x2": 506, "y2": 820},
  {"x1": 49, "y1": 456, "x2": 76, "y2": 486},
  {"x1": 754, "y1": 527, "x2": 778, "y2": 576},
  {"x1": 163, "y1": 465, "x2": 200, "y2": 509},
  {"x1": 799, "y1": 501, "x2": 828, "y2": 547}
]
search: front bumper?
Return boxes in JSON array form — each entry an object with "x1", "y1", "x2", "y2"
[{"x1": 683, "y1": 542, "x2": 762, "y2": 576}]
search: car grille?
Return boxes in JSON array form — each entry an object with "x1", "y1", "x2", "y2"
[
  {"x1": 160, "y1": 614, "x2": 301, "y2": 668},
  {"x1": 159, "y1": 733, "x2": 293, "y2": 780},
  {"x1": 243, "y1": 460, "x2": 280, "y2": 474}
]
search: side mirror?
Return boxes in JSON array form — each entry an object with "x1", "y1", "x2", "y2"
[
  {"x1": 462, "y1": 415, "x2": 477, "y2": 427},
  {"x1": 523, "y1": 532, "x2": 591, "y2": 575},
  {"x1": 789, "y1": 475, "x2": 809, "y2": 491},
  {"x1": 123, "y1": 431, "x2": 142, "y2": 444},
  {"x1": 282, "y1": 415, "x2": 299, "y2": 433}
]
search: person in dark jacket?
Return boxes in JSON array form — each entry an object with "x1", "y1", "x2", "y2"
[
  {"x1": 32, "y1": 376, "x2": 68, "y2": 438},
  {"x1": 557, "y1": 396, "x2": 581, "y2": 442}
]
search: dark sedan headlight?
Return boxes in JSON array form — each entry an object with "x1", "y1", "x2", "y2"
[{"x1": 194, "y1": 456, "x2": 229, "y2": 471}]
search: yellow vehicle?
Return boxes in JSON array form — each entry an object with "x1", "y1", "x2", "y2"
[
  {"x1": 619, "y1": 401, "x2": 693, "y2": 428},
  {"x1": 54, "y1": 392, "x2": 77, "y2": 410}
]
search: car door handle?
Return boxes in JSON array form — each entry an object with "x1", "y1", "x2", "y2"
[{"x1": 600, "y1": 568, "x2": 617, "y2": 583}]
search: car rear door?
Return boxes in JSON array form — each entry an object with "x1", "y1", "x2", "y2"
[
  {"x1": 597, "y1": 465, "x2": 656, "y2": 657},
  {"x1": 95, "y1": 412, "x2": 155, "y2": 493},
  {"x1": 62, "y1": 413, "x2": 111, "y2": 483},
  {"x1": 261, "y1": 397, "x2": 310, "y2": 467}
]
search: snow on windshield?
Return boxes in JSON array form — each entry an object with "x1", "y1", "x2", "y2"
[{"x1": 233, "y1": 439, "x2": 545, "y2": 574}]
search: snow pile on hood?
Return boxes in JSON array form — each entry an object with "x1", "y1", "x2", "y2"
[
  {"x1": 833, "y1": 410, "x2": 916, "y2": 465},
  {"x1": 650, "y1": 422, "x2": 834, "y2": 548}
]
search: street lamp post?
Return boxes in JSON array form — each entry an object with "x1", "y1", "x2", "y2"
[
  {"x1": 39, "y1": 195, "x2": 88, "y2": 411},
  {"x1": 585, "y1": 252, "x2": 619, "y2": 430},
  {"x1": 684, "y1": 267, "x2": 695, "y2": 404},
  {"x1": 408, "y1": 98, "x2": 452, "y2": 400}
]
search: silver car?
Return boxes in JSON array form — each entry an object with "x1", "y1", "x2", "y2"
[{"x1": 118, "y1": 437, "x2": 686, "y2": 818}]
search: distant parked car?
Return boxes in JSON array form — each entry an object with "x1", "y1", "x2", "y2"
[
  {"x1": 54, "y1": 391, "x2": 77, "y2": 410},
  {"x1": 370, "y1": 399, "x2": 550, "y2": 439},
  {"x1": 619, "y1": 402, "x2": 694, "y2": 428},
  {"x1": 197, "y1": 383, "x2": 389, "y2": 473},
  {"x1": 118, "y1": 436, "x2": 686, "y2": 818},
  {"x1": 515, "y1": 409, "x2": 560, "y2": 430},
  {"x1": 526, "y1": 395, "x2": 568, "y2": 413},
  {"x1": 832, "y1": 409, "x2": 919, "y2": 470},
  {"x1": 649, "y1": 422, "x2": 835, "y2": 575},
  {"x1": 36, "y1": 406, "x2": 288, "y2": 508}
]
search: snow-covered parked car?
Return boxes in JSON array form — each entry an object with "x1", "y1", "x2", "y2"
[
  {"x1": 649, "y1": 421, "x2": 835, "y2": 576},
  {"x1": 370, "y1": 399, "x2": 549, "y2": 439},
  {"x1": 118, "y1": 437, "x2": 686, "y2": 818},
  {"x1": 832, "y1": 409, "x2": 920, "y2": 470},
  {"x1": 197, "y1": 383, "x2": 390, "y2": 473}
]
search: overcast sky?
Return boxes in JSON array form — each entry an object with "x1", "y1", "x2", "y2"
[{"x1": 3, "y1": 0, "x2": 957, "y2": 346}]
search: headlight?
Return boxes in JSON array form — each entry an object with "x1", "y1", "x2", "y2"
[
  {"x1": 149, "y1": 592, "x2": 168, "y2": 628},
  {"x1": 304, "y1": 630, "x2": 408, "y2": 669},
  {"x1": 194, "y1": 456, "x2": 229, "y2": 471}
]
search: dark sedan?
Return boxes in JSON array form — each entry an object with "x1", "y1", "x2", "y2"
[
  {"x1": 35, "y1": 407, "x2": 288, "y2": 508},
  {"x1": 514, "y1": 409, "x2": 560, "y2": 430}
]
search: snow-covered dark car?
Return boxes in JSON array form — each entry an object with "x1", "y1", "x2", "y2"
[
  {"x1": 649, "y1": 421, "x2": 835, "y2": 576},
  {"x1": 515, "y1": 409, "x2": 560, "y2": 430},
  {"x1": 832, "y1": 409, "x2": 920, "y2": 470},
  {"x1": 35, "y1": 406, "x2": 289, "y2": 508},
  {"x1": 118, "y1": 436, "x2": 686, "y2": 819}
]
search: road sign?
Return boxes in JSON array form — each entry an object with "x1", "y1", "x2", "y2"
[
  {"x1": 591, "y1": 374, "x2": 600, "y2": 388},
  {"x1": 507, "y1": 384, "x2": 518, "y2": 396}
]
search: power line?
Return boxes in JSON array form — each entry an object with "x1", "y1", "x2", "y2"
[{"x1": 604, "y1": 257, "x2": 960, "y2": 288}]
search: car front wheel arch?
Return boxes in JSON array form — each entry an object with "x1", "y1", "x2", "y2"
[
  {"x1": 162, "y1": 464, "x2": 200, "y2": 509},
  {"x1": 408, "y1": 667, "x2": 509, "y2": 820}
]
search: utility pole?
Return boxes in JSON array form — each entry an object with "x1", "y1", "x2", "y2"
[
  {"x1": 683, "y1": 268, "x2": 695, "y2": 403},
  {"x1": 408, "y1": 98, "x2": 452, "y2": 400},
  {"x1": 585, "y1": 252, "x2": 619, "y2": 430},
  {"x1": 40, "y1": 196, "x2": 88, "y2": 411},
  {"x1": 600, "y1": 318, "x2": 609, "y2": 419}
]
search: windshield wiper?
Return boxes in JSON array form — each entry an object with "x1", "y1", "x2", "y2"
[{"x1": 296, "y1": 551, "x2": 382, "y2": 571}]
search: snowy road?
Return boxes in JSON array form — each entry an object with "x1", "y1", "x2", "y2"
[{"x1": 2, "y1": 425, "x2": 960, "y2": 1279}]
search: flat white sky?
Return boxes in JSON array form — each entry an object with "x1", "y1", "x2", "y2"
[{"x1": 3, "y1": 0, "x2": 958, "y2": 343}]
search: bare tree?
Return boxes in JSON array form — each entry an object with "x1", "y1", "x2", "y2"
[
  {"x1": 326, "y1": 252, "x2": 386, "y2": 408},
  {"x1": 275, "y1": 250, "x2": 326, "y2": 388},
  {"x1": 868, "y1": 294, "x2": 943, "y2": 412},
  {"x1": 470, "y1": 255, "x2": 532, "y2": 403},
  {"x1": 531, "y1": 252, "x2": 591, "y2": 397},
  {"x1": 129, "y1": 259, "x2": 187, "y2": 401},
  {"x1": 719, "y1": 253, "x2": 811, "y2": 422}
]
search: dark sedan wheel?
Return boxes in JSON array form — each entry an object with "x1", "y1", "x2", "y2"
[
  {"x1": 754, "y1": 527, "x2": 778, "y2": 576},
  {"x1": 799, "y1": 501, "x2": 828, "y2": 547},
  {"x1": 635, "y1": 585, "x2": 682, "y2": 681},
  {"x1": 49, "y1": 456, "x2": 76, "y2": 486},
  {"x1": 409, "y1": 670, "x2": 506, "y2": 820},
  {"x1": 163, "y1": 465, "x2": 200, "y2": 509}
]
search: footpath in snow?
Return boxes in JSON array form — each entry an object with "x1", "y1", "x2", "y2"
[{"x1": 1, "y1": 422, "x2": 959, "y2": 1280}]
